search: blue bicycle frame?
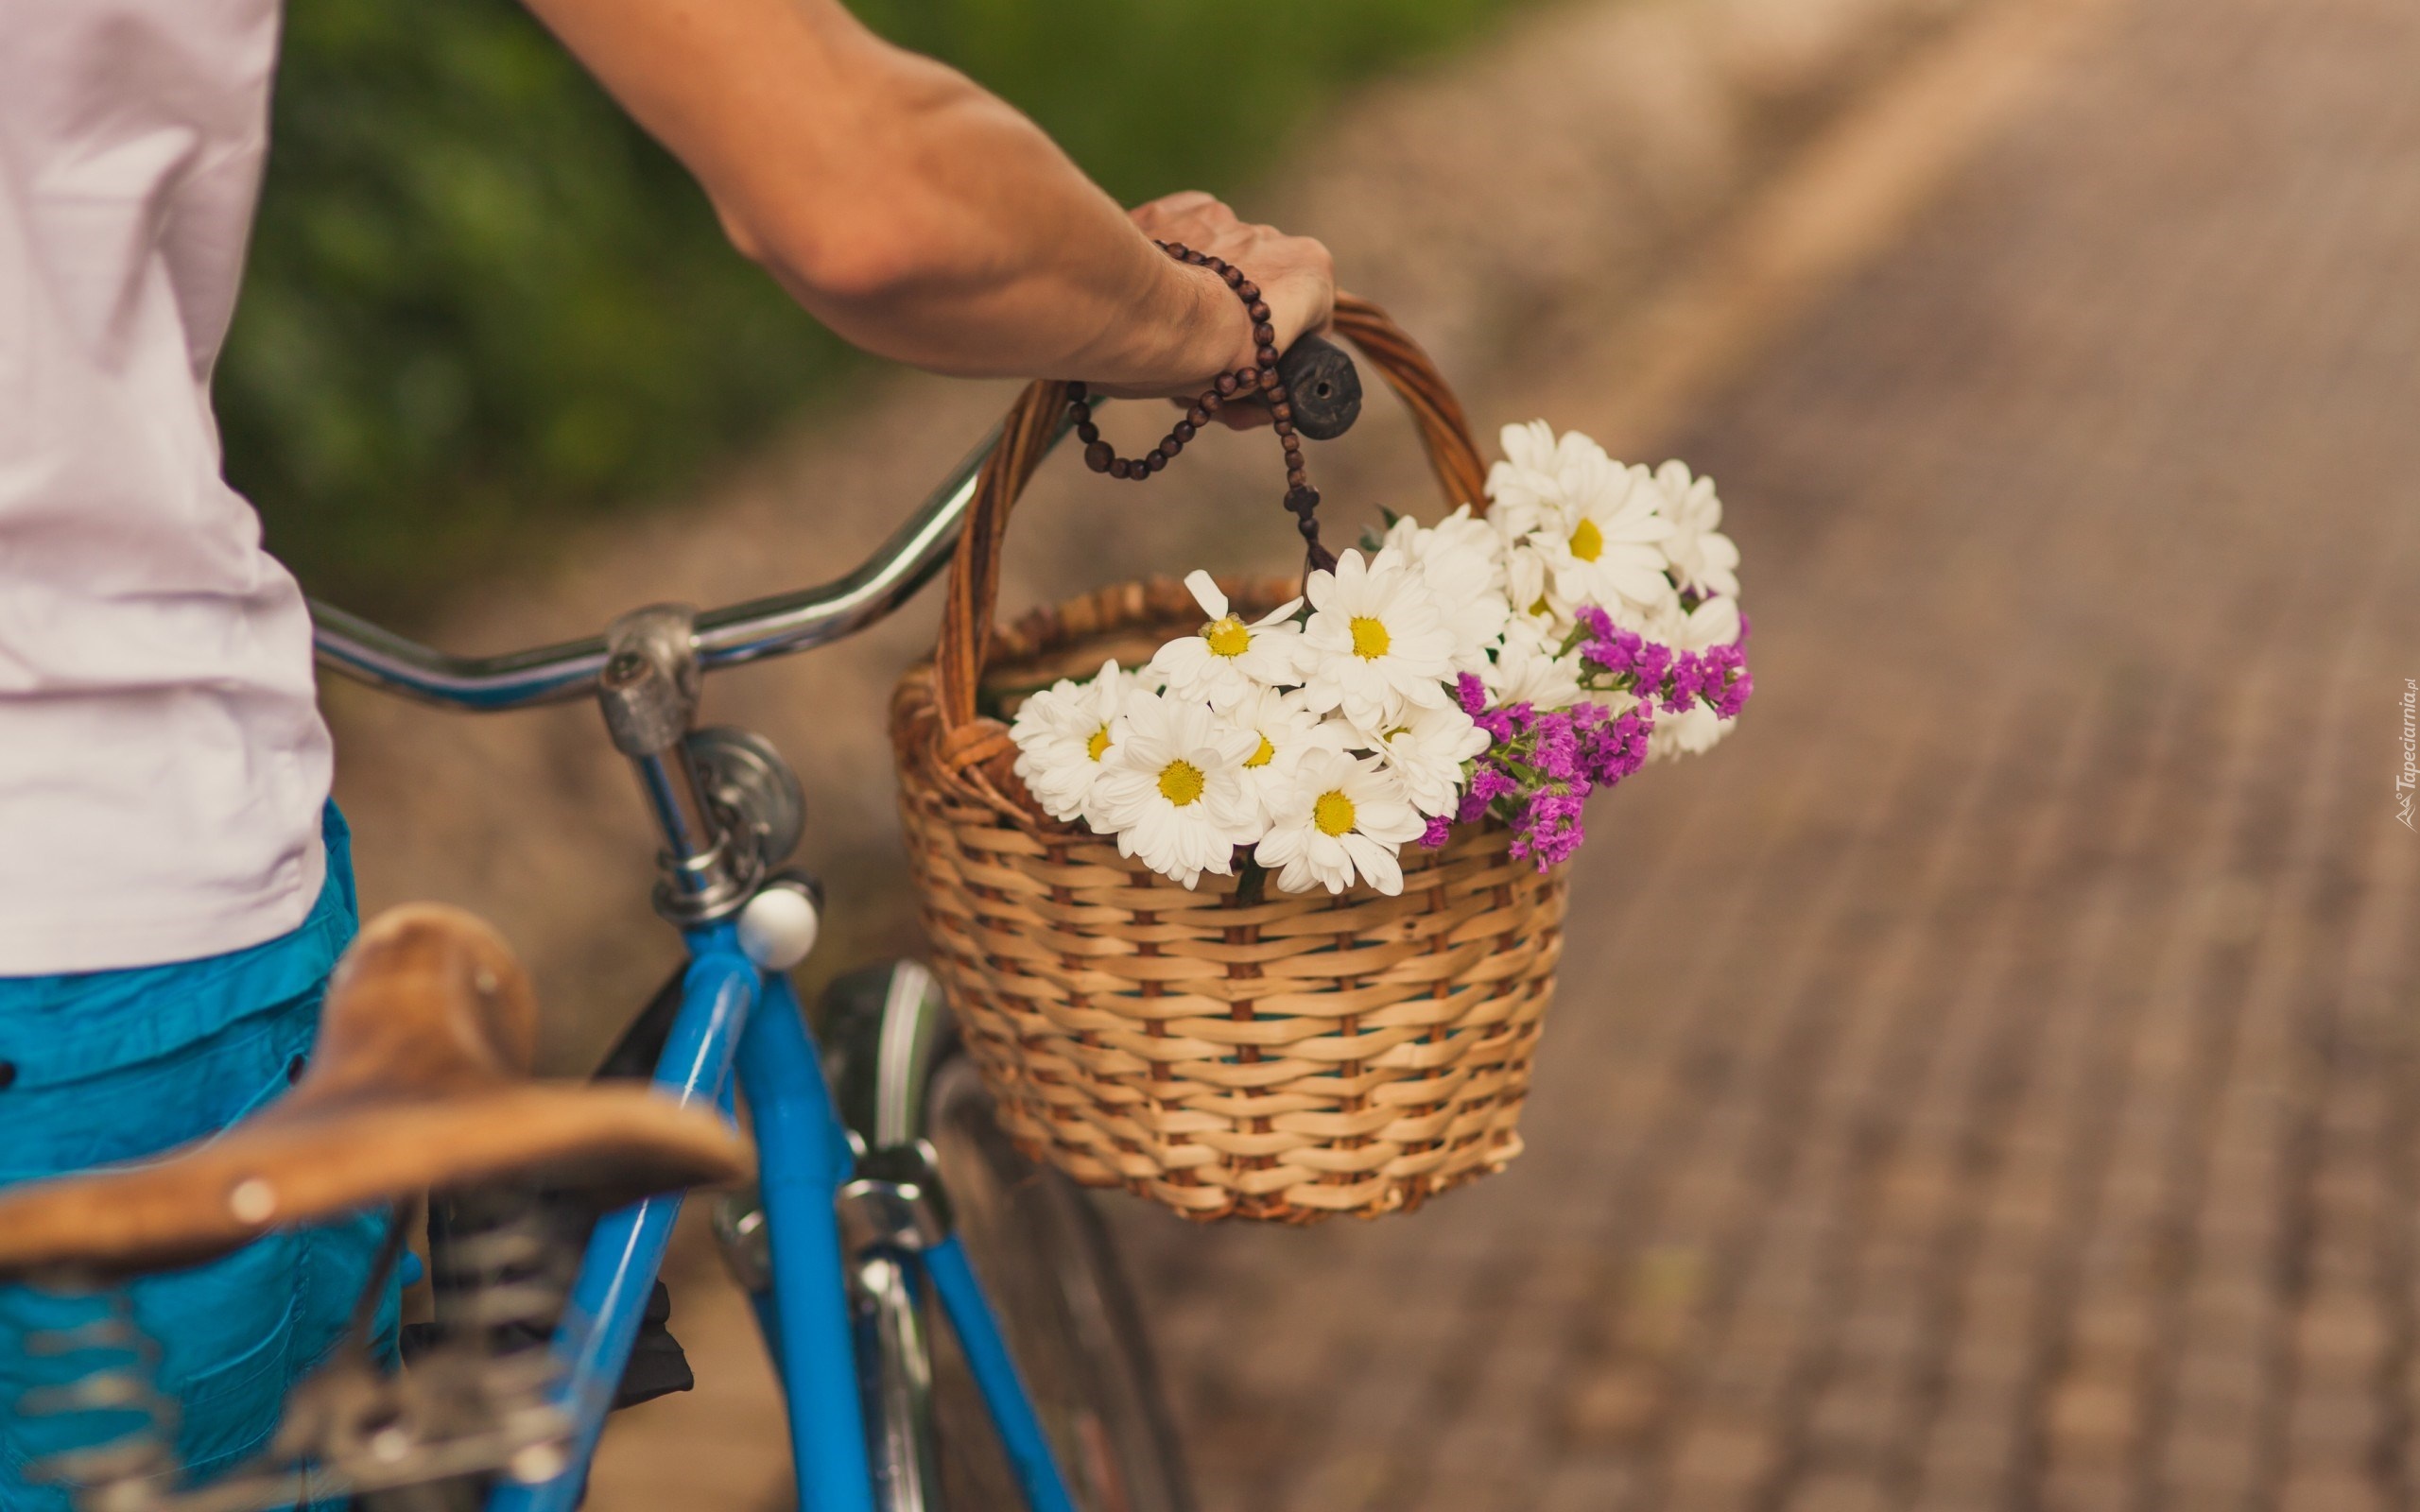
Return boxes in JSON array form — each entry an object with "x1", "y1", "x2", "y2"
[
  {"x1": 304, "y1": 421, "x2": 1091, "y2": 1512},
  {"x1": 486, "y1": 919, "x2": 1079, "y2": 1512}
]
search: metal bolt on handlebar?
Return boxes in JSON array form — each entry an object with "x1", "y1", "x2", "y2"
[
  {"x1": 596, "y1": 605, "x2": 765, "y2": 923},
  {"x1": 596, "y1": 605, "x2": 702, "y2": 757}
]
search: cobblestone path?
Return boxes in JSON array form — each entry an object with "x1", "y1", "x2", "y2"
[{"x1": 1113, "y1": 2, "x2": 2420, "y2": 1510}]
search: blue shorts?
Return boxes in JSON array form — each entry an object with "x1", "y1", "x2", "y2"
[{"x1": 0, "y1": 807, "x2": 401, "y2": 1510}]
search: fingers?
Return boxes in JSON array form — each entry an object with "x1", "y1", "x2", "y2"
[
  {"x1": 1109, "y1": 188, "x2": 1336, "y2": 399},
  {"x1": 1129, "y1": 190, "x2": 1233, "y2": 240},
  {"x1": 1132, "y1": 189, "x2": 1222, "y2": 218},
  {"x1": 1171, "y1": 394, "x2": 1274, "y2": 430}
]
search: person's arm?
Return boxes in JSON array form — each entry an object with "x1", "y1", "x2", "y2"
[{"x1": 516, "y1": 0, "x2": 1332, "y2": 396}]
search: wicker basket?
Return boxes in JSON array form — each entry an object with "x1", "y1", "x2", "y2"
[{"x1": 890, "y1": 297, "x2": 1569, "y2": 1222}]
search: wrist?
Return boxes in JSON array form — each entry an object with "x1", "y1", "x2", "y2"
[
  {"x1": 1163, "y1": 256, "x2": 1257, "y2": 382},
  {"x1": 1088, "y1": 251, "x2": 1250, "y2": 391}
]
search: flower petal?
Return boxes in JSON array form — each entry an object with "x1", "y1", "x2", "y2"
[{"x1": 1184, "y1": 569, "x2": 1228, "y2": 620}]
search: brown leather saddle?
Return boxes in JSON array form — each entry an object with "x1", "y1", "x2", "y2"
[{"x1": 0, "y1": 904, "x2": 752, "y2": 1282}]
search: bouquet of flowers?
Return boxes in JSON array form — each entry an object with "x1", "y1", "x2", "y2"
[{"x1": 1007, "y1": 422, "x2": 1754, "y2": 896}]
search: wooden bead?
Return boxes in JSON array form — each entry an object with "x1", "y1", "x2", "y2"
[
  {"x1": 1256, "y1": 346, "x2": 1280, "y2": 369},
  {"x1": 1234, "y1": 367, "x2": 1259, "y2": 388},
  {"x1": 1065, "y1": 380, "x2": 1088, "y2": 401},
  {"x1": 1253, "y1": 322, "x2": 1275, "y2": 346},
  {"x1": 1288, "y1": 469, "x2": 1308, "y2": 489},
  {"x1": 1270, "y1": 403, "x2": 1292, "y2": 423},
  {"x1": 1084, "y1": 440, "x2": 1113, "y2": 472},
  {"x1": 1173, "y1": 420, "x2": 1197, "y2": 442},
  {"x1": 1109, "y1": 456, "x2": 1132, "y2": 479},
  {"x1": 1200, "y1": 392, "x2": 1221, "y2": 415},
  {"x1": 1248, "y1": 301, "x2": 1270, "y2": 322},
  {"x1": 1236, "y1": 281, "x2": 1259, "y2": 301},
  {"x1": 1215, "y1": 373, "x2": 1238, "y2": 397},
  {"x1": 1145, "y1": 449, "x2": 1167, "y2": 472},
  {"x1": 1221, "y1": 266, "x2": 1243, "y2": 287}
]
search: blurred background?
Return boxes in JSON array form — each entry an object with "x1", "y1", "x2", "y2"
[{"x1": 262, "y1": 0, "x2": 2419, "y2": 1506}]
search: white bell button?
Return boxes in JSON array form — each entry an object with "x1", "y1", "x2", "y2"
[{"x1": 737, "y1": 880, "x2": 821, "y2": 970}]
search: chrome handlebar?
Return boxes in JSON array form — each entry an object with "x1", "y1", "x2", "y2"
[
  {"x1": 310, "y1": 421, "x2": 1011, "y2": 711},
  {"x1": 312, "y1": 333, "x2": 1364, "y2": 712}
]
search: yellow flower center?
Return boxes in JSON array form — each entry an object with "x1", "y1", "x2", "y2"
[
  {"x1": 1349, "y1": 615, "x2": 1392, "y2": 660},
  {"x1": 1085, "y1": 727, "x2": 1111, "y2": 762},
  {"x1": 1157, "y1": 759, "x2": 1205, "y2": 806},
  {"x1": 1313, "y1": 790, "x2": 1357, "y2": 836},
  {"x1": 1569, "y1": 519, "x2": 1604, "y2": 562},
  {"x1": 1203, "y1": 616, "x2": 1253, "y2": 658},
  {"x1": 1245, "y1": 735, "x2": 1275, "y2": 768},
  {"x1": 1528, "y1": 595, "x2": 1552, "y2": 617}
]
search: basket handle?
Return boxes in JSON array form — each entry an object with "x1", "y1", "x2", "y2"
[{"x1": 931, "y1": 293, "x2": 1490, "y2": 740}]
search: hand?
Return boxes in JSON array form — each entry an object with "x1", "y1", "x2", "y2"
[{"x1": 1102, "y1": 192, "x2": 1335, "y2": 424}]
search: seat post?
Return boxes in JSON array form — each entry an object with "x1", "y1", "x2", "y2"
[{"x1": 596, "y1": 604, "x2": 760, "y2": 922}]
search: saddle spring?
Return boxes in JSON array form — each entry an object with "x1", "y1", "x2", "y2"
[
  {"x1": 386, "y1": 1185, "x2": 587, "y2": 1483},
  {"x1": 14, "y1": 1288, "x2": 181, "y2": 1512}
]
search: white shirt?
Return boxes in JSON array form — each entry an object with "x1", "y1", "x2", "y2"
[{"x1": 1, "y1": 0, "x2": 330, "y2": 974}]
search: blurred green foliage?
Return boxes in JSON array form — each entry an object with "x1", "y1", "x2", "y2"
[{"x1": 220, "y1": 0, "x2": 1524, "y2": 618}]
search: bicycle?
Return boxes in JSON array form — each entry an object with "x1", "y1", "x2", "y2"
[{"x1": 0, "y1": 337, "x2": 1364, "y2": 1512}]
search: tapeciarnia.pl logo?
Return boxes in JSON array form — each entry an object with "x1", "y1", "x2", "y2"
[{"x1": 2398, "y1": 677, "x2": 2416, "y2": 831}]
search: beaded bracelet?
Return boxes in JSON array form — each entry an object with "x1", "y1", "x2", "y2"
[{"x1": 1063, "y1": 240, "x2": 1336, "y2": 573}]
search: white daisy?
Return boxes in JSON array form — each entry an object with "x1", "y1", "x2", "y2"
[
  {"x1": 1524, "y1": 453, "x2": 1678, "y2": 626},
  {"x1": 1647, "y1": 460, "x2": 1740, "y2": 600},
  {"x1": 1481, "y1": 615, "x2": 1584, "y2": 712},
  {"x1": 1384, "y1": 507, "x2": 1509, "y2": 674},
  {"x1": 1009, "y1": 660, "x2": 1149, "y2": 823},
  {"x1": 1297, "y1": 547, "x2": 1456, "y2": 730},
  {"x1": 1484, "y1": 420, "x2": 1624, "y2": 541},
  {"x1": 1651, "y1": 592, "x2": 1742, "y2": 654},
  {"x1": 1224, "y1": 685, "x2": 1344, "y2": 826},
  {"x1": 1501, "y1": 538, "x2": 1562, "y2": 630},
  {"x1": 1146, "y1": 571, "x2": 1305, "y2": 710},
  {"x1": 1253, "y1": 748, "x2": 1426, "y2": 896},
  {"x1": 1084, "y1": 690, "x2": 1261, "y2": 887},
  {"x1": 1366, "y1": 702, "x2": 1493, "y2": 818},
  {"x1": 1649, "y1": 702, "x2": 1728, "y2": 764}
]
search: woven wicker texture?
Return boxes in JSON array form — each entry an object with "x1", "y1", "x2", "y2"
[{"x1": 891, "y1": 298, "x2": 1571, "y2": 1221}]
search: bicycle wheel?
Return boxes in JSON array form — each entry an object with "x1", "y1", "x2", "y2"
[{"x1": 823, "y1": 962, "x2": 1194, "y2": 1512}]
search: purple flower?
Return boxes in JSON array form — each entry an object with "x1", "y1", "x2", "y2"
[
  {"x1": 1455, "y1": 672, "x2": 1490, "y2": 716},
  {"x1": 1509, "y1": 788, "x2": 1586, "y2": 868},
  {"x1": 1532, "y1": 709, "x2": 1582, "y2": 784},
  {"x1": 1713, "y1": 667, "x2": 1754, "y2": 720},
  {"x1": 1579, "y1": 616, "x2": 1647, "y2": 680},
  {"x1": 1632, "y1": 642, "x2": 1674, "y2": 700},
  {"x1": 1418, "y1": 815, "x2": 1455, "y2": 850},
  {"x1": 1457, "y1": 594, "x2": 1761, "y2": 872},
  {"x1": 1456, "y1": 761, "x2": 1519, "y2": 825}
]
